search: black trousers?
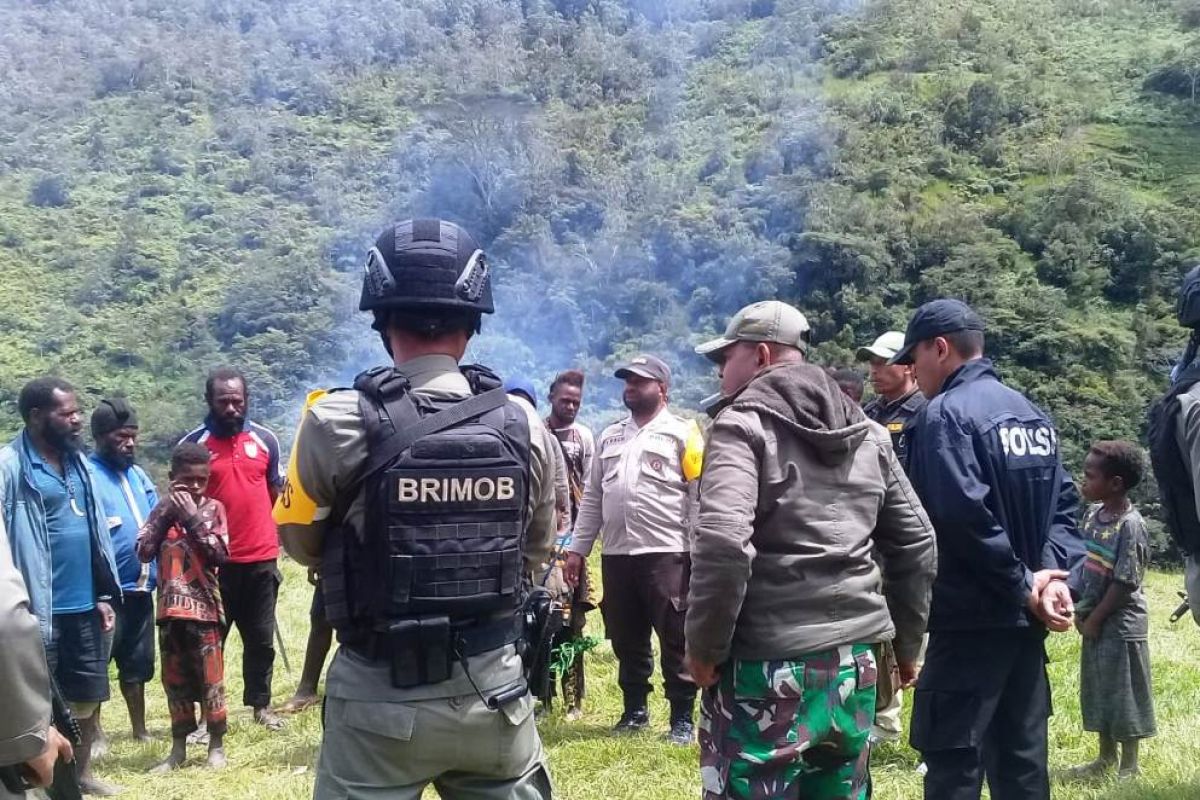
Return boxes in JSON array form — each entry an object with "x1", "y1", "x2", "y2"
[
  {"x1": 911, "y1": 628, "x2": 1051, "y2": 800},
  {"x1": 218, "y1": 560, "x2": 280, "y2": 708},
  {"x1": 600, "y1": 552, "x2": 696, "y2": 707}
]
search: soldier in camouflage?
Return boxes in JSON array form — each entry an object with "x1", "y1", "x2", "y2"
[
  {"x1": 700, "y1": 647, "x2": 880, "y2": 799},
  {"x1": 687, "y1": 301, "x2": 937, "y2": 800}
]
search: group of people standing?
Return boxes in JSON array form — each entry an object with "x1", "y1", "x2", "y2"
[
  {"x1": 512, "y1": 292, "x2": 1159, "y2": 800},
  {"x1": 681, "y1": 297, "x2": 1160, "y2": 799},
  {"x1": 0, "y1": 214, "x2": 1186, "y2": 800},
  {"x1": 0, "y1": 368, "x2": 304, "y2": 795}
]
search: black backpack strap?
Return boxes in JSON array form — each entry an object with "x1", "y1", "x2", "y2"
[
  {"x1": 1148, "y1": 366, "x2": 1200, "y2": 554},
  {"x1": 361, "y1": 387, "x2": 510, "y2": 480}
]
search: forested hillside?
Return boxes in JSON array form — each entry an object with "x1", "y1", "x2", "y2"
[{"x1": 1, "y1": 0, "x2": 1198, "y2": 494}]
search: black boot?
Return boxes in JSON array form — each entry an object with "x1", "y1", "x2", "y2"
[
  {"x1": 613, "y1": 692, "x2": 650, "y2": 734},
  {"x1": 666, "y1": 699, "x2": 695, "y2": 746}
]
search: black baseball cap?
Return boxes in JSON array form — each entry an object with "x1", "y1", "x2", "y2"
[
  {"x1": 889, "y1": 299, "x2": 985, "y2": 365},
  {"x1": 614, "y1": 354, "x2": 671, "y2": 385}
]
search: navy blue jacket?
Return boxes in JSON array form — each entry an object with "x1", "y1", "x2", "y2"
[{"x1": 907, "y1": 359, "x2": 1084, "y2": 631}]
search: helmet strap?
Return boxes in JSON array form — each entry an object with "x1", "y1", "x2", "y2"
[{"x1": 373, "y1": 311, "x2": 394, "y2": 357}]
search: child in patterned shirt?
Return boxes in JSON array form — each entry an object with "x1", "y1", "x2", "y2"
[
  {"x1": 1069, "y1": 440, "x2": 1155, "y2": 779},
  {"x1": 137, "y1": 442, "x2": 230, "y2": 771}
]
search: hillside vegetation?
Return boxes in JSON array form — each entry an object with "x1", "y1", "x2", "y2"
[{"x1": 1, "y1": 0, "x2": 1198, "y2": 501}]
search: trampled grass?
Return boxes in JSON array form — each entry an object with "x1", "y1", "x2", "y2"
[{"x1": 89, "y1": 560, "x2": 1200, "y2": 799}]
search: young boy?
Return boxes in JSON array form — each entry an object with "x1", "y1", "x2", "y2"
[
  {"x1": 136, "y1": 442, "x2": 230, "y2": 771},
  {"x1": 1070, "y1": 440, "x2": 1156, "y2": 779}
]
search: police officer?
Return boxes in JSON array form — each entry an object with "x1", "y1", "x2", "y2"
[
  {"x1": 564, "y1": 354, "x2": 704, "y2": 745},
  {"x1": 274, "y1": 219, "x2": 558, "y2": 799},
  {"x1": 891, "y1": 299, "x2": 1085, "y2": 800},
  {"x1": 857, "y1": 330, "x2": 925, "y2": 468},
  {"x1": 858, "y1": 330, "x2": 927, "y2": 745}
]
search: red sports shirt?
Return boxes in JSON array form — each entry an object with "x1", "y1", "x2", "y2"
[{"x1": 181, "y1": 418, "x2": 283, "y2": 564}]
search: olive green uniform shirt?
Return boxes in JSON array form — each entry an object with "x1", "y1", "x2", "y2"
[{"x1": 275, "y1": 354, "x2": 559, "y2": 701}]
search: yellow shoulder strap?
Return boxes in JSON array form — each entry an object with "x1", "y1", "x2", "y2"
[
  {"x1": 682, "y1": 419, "x2": 705, "y2": 482},
  {"x1": 273, "y1": 390, "x2": 329, "y2": 526}
]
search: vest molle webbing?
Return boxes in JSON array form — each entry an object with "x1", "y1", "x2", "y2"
[{"x1": 322, "y1": 365, "x2": 533, "y2": 652}]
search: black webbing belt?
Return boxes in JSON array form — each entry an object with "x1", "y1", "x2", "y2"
[{"x1": 349, "y1": 613, "x2": 522, "y2": 663}]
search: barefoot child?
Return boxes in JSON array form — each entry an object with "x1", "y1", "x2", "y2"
[
  {"x1": 1071, "y1": 440, "x2": 1156, "y2": 779},
  {"x1": 136, "y1": 442, "x2": 230, "y2": 770}
]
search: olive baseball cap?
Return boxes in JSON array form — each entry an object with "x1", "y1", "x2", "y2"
[
  {"x1": 856, "y1": 331, "x2": 907, "y2": 362},
  {"x1": 614, "y1": 354, "x2": 671, "y2": 384},
  {"x1": 889, "y1": 299, "x2": 985, "y2": 365},
  {"x1": 695, "y1": 300, "x2": 811, "y2": 362}
]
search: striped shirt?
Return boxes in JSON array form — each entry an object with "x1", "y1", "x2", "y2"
[{"x1": 1077, "y1": 503, "x2": 1149, "y2": 640}]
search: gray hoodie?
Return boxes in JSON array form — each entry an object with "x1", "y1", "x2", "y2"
[{"x1": 685, "y1": 363, "x2": 937, "y2": 664}]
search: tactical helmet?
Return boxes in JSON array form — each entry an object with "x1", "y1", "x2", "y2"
[
  {"x1": 1179, "y1": 263, "x2": 1200, "y2": 329},
  {"x1": 360, "y1": 219, "x2": 494, "y2": 331}
]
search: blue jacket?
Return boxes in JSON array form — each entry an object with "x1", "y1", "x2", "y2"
[
  {"x1": 88, "y1": 455, "x2": 158, "y2": 594},
  {"x1": 0, "y1": 433, "x2": 122, "y2": 644},
  {"x1": 906, "y1": 360, "x2": 1085, "y2": 631}
]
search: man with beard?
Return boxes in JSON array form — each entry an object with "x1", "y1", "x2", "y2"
[
  {"x1": 543, "y1": 369, "x2": 596, "y2": 719},
  {"x1": 546, "y1": 370, "x2": 595, "y2": 527},
  {"x1": 182, "y1": 368, "x2": 285, "y2": 730},
  {"x1": 0, "y1": 377, "x2": 122, "y2": 796},
  {"x1": 564, "y1": 355, "x2": 704, "y2": 744},
  {"x1": 89, "y1": 397, "x2": 159, "y2": 742}
]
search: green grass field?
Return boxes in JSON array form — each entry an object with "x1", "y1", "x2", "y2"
[{"x1": 88, "y1": 560, "x2": 1200, "y2": 799}]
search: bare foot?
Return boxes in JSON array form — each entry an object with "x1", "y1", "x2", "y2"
[
  {"x1": 149, "y1": 745, "x2": 187, "y2": 775},
  {"x1": 278, "y1": 694, "x2": 320, "y2": 714},
  {"x1": 206, "y1": 748, "x2": 227, "y2": 770}
]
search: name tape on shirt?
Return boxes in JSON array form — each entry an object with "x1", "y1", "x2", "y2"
[
  {"x1": 388, "y1": 468, "x2": 525, "y2": 511},
  {"x1": 998, "y1": 424, "x2": 1059, "y2": 460}
]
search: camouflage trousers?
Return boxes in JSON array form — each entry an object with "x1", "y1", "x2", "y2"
[{"x1": 699, "y1": 644, "x2": 877, "y2": 800}]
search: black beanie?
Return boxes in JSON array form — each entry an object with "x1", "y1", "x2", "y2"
[{"x1": 91, "y1": 397, "x2": 139, "y2": 439}]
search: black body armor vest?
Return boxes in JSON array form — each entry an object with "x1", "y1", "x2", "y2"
[{"x1": 321, "y1": 364, "x2": 533, "y2": 685}]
